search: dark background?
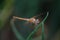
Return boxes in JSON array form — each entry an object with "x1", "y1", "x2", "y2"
[{"x1": 0, "y1": 0, "x2": 60, "y2": 40}]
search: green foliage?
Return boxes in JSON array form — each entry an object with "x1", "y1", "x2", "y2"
[
  {"x1": 0, "y1": 0, "x2": 14, "y2": 29},
  {"x1": 0, "y1": 20, "x2": 2, "y2": 26},
  {"x1": 0, "y1": 0, "x2": 5, "y2": 10}
]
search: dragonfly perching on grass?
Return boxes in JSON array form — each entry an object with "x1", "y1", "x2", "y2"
[
  {"x1": 12, "y1": 15, "x2": 42, "y2": 38},
  {"x1": 11, "y1": 12, "x2": 49, "y2": 40}
]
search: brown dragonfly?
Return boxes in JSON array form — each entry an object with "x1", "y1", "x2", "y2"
[{"x1": 13, "y1": 16, "x2": 40, "y2": 26}]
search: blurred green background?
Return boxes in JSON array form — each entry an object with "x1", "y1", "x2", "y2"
[{"x1": 0, "y1": 0, "x2": 60, "y2": 40}]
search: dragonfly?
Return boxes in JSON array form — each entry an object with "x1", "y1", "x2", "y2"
[{"x1": 13, "y1": 15, "x2": 40, "y2": 26}]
